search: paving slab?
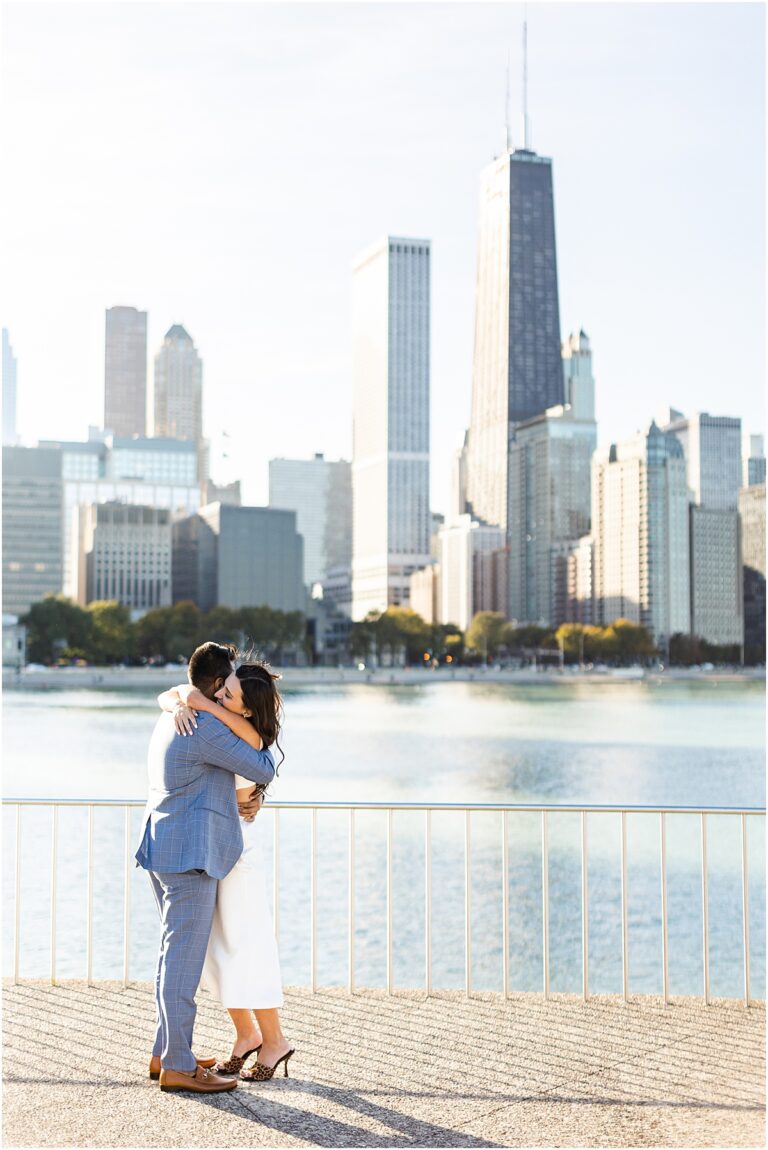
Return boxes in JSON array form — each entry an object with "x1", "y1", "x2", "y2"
[{"x1": 2, "y1": 981, "x2": 764, "y2": 1148}]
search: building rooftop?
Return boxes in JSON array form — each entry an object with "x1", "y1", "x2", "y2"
[
  {"x1": 164, "y1": 324, "x2": 193, "y2": 343},
  {"x1": 3, "y1": 981, "x2": 763, "y2": 1148}
]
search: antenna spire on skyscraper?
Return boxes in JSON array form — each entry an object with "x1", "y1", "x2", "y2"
[
  {"x1": 505, "y1": 50, "x2": 513, "y2": 152},
  {"x1": 522, "y1": 6, "x2": 531, "y2": 150}
]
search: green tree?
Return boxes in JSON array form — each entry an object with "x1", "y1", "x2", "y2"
[
  {"x1": 554, "y1": 623, "x2": 585, "y2": 660},
  {"x1": 204, "y1": 606, "x2": 243, "y2": 648},
  {"x1": 371, "y1": 609, "x2": 402, "y2": 665},
  {"x1": 382, "y1": 606, "x2": 431, "y2": 665},
  {"x1": 270, "y1": 609, "x2": 306, "y2": 662},
  {"x1": 553, "y1": 623, "x2": 603, "y2": 663},
  {"x1": 87, "y1": 601, "x2": 134, "y2": 664},
  {"x1": 235, "y1": 605, "x2": 306, "y2": 660},
  {"x1": 502, "y1": 623, "x2": 553, "y2": 652},
  {"x1": 166, "y1": 601, "x2": 204, "y2": 662},
  {"x1": 466, "y1": 612, "x2": 507, "y2": 661},
  {"x1": 349, "y1": 619, "x2": 375, "y2": 663},
  {"x1": 134, "y1": 606, "x2": 175, "y2": 662},
  {"x1": 599, "y1": 619, "x2": 655, "y2": 664},
  {"x1": 21, "y1": 595, "x2": 94, "y2": 664}
]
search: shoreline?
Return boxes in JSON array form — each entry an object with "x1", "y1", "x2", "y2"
[{"x1": 3, "y1": 664, "x2": 765, "y2": 691}]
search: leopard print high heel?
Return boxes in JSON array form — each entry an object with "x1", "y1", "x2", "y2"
[
  {"x1": 214, "y1": 1045, "x2": 261, "y2": 1075},
  {"x1": 240, "y1": 1048, "x2": 295, "y2": 1081}
]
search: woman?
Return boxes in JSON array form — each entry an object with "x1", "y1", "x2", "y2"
[{"x1": 159, "y1": 662, "x2": 295, "y2": 1081}]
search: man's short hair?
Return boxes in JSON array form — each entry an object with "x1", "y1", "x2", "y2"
[{"x1": 187, "y1": 641, "x2": 237, "y2": 696}]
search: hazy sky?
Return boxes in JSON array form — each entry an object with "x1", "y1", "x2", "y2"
[{"x1": 2, "y1": 1, "x2": 765, "y2": 513}]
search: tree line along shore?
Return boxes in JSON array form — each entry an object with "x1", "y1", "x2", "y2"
[{"x1": 17, "y1": 594, "x2": 759, "y2": 671}]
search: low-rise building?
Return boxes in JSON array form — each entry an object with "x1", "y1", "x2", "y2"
[
  {"x1": 319, "y1": 564, "x2": 352, "y2": 618},
  {"x1": 2, "y1": 445, "x2": 64, "y2": 617},
  {"x1": 73, "y1": 502, "x2": 172, "y2": 614},
  {"x1": 172, "y1": 503, "x2": 305, "y2": 613},
  {"x1": 3, "y1": 614, "x2": 26, "y2": 669},
  {"x1": 565, "y1": 535, "x2": 594, "y2": 625},
  {"x1": 438, "y1": 515, "x2": 505, "y2": 631},
  {"x1": 39, "y1": 434, "x2": 200, "y2": 598},
  {"x1": 409, "y1": 564, "x2": 440, "y2": 625},
  {"x1": 269, "y1": 454, "x2": 352, "y2": 589}
]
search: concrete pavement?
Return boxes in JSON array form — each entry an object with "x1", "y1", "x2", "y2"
[{"x1": 2, "y1": 981, "x2": 764, "y2": 1147}]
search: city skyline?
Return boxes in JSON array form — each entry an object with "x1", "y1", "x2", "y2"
[{"x1": 1, "y1": 2, "x2": 765, "y2": 517}]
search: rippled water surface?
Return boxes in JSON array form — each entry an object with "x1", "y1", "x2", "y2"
[{"x1": 3, "y1": 679, "x2": 765, "y2": 997}]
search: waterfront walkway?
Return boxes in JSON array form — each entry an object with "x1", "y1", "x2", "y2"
[{"x1": 3, "y1": 981, "x2": 764, "y2": 1148}]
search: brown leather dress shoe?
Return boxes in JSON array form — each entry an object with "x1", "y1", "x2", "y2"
[
  {"x1": 149, "y1": 1054, "x2": 217, "y2": 1081},
  {"x1": 159, "y1": 1065, "x2": 238, "y2": 1093}
]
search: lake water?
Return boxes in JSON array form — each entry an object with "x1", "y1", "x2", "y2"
[{"x1": 3, "y1": 679, "x2": 765, "y2": 998}]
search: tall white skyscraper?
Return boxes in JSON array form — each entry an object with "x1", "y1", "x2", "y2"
[
  {"x1": 592, "y1": 423, "x2": 690, "y2": 646},
  {"x1": 153, "y1": 325, "x2": 203, "y2": 443},
  {"x1": 2, "y1": 328, "x2": 18, "y2": 446},
  {"x1": 104, "y1": 306, "x2": 148, "y2": 437},
  {"x1": 351, "y1": 236, "x2": 431, "y2": 620}
]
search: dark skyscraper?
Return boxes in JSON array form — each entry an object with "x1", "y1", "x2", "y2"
[
  {"x1": 465, "y1": 143, "x2": 563, "y2": 533},
  {"x1": 507, "y1": 153, "x2": 563, "y2": 422}
]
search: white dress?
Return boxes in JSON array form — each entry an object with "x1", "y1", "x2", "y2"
[{"x1": 201, "y1": 773, "x2": 284, "y2": 1008}]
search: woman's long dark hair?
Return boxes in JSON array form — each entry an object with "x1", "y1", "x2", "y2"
[{"x1": 236, "y1": 662, "x2": 284, "y2": 771}]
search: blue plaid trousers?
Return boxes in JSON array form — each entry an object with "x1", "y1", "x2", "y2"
[{"x1": 148, "y1": 869, "x2": 218, "y2": 1072}]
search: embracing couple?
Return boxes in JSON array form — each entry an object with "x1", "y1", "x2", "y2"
[{"x1": 134, "y1": 641, "x2": 294, "y2": 1094}]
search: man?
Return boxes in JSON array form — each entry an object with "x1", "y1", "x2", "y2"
[{"x1": 136, "y1": 641, "x2": 274, "y2": 1094}]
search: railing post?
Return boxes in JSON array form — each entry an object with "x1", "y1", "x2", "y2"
[
  {"x1": 620, "y1": 811, "x2": 629, "y2": 1001},
  {"x1": 581, "y1": 810, "x2": 588, "y2": 1001},
  {"x1": 14, "y1": 805, "x2": 22, "y2": 984},
  {"x1": 701, "y1": 813, "x2": 710, "y2": 1005},
  {"x1": 502, "y1": 810, "x2": 510, "y2": 999},
  {"x1": 542, "y1": 811, "x2": 549, "y2": 1000},
  {"x1": 425, "y1": 809, "x2": 432, "y2": 997},
  {"x1": 86, "y1": 805, "x2": 94, "y2": 985},
  {"x1": 348, "y1": 808, "x2": 355, "y2": 994},
  {"x1": 660, "y1": 812, "x2": 669, "y2": 1006},
  {"x1": 387, "y1": 808, "x2": 394, "y2": 994},
  {"x1": 50, "y1": 806, "x2": 59, "y2": 986},
  {"x1": 464, "y1": 809, "x2": 472, "y2": 997},
  {"x1": 741, "y1": 812, "x2": 750, "y2": 1008},
  {"x1": 310, "y1": 807, "x2": 317, "y2": 992},
  {"x1": 123, "y1": 806, "x2": 131, "y2": 987},
  {"x1": 272, "y1": 808, "x2": 280, "y2": 945}
]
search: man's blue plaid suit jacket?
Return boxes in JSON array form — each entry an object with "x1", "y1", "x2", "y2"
[{"x1": 135, "y1": 711, "x2": 275, "y2": 880}]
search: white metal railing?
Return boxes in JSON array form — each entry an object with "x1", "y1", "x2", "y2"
[{"x1": 3, "y1": 799, "x2": 764, "y2": 1006}]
